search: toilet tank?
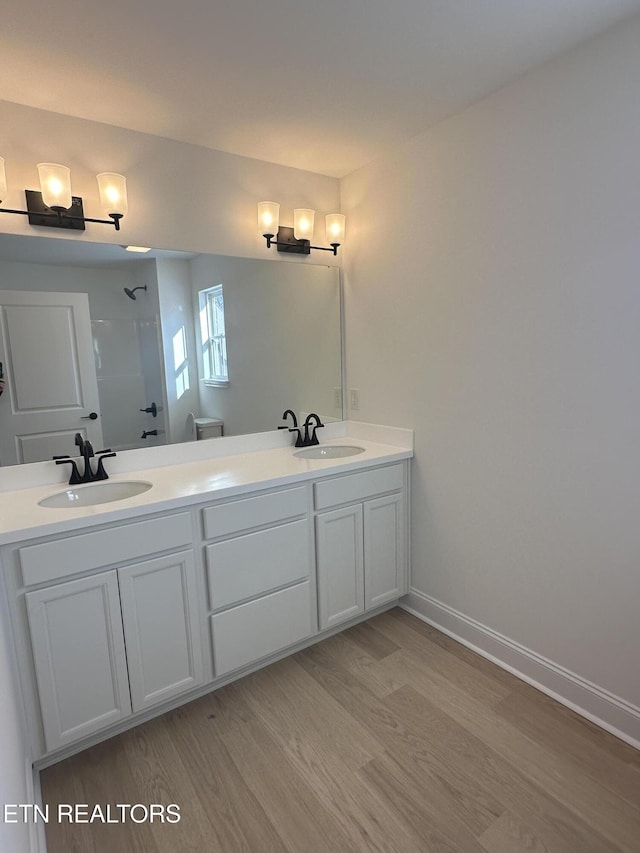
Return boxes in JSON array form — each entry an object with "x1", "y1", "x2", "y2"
[{"x1": 194, "y1": 417, "x2": 224, "y2": 439}]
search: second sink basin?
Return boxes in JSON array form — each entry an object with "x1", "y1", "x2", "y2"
[
  {"x1": 39, "y1": 480, "x2": 152, "y2": 509},
  {"x1": 294, "y1": 445, "x2": 366, "y2": 460}
]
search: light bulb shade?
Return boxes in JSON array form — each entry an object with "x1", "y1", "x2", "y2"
[
  {"x1": 258, "y1": 201, "x2": 279, "y2": 235},
  {"x1": 97, "y1": 172, "x2": 128, "y2": 217},
  {"x1": 325, "y1": 213, "x2": 346, "y2": 245},
  {"x1": 294, "y1": 208, "x2": 315, "y2": 241},
  {"x1": 38, "y1": 163, "x2": 72, "y2": 210},
  {"x1": 0, "y1": 157, "x2": 7, "y2": 204}
]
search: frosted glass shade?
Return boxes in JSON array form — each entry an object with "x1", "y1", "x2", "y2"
[
  {"x1": 38, "y1": 163, "x2": 72, "y2": 210},
  {"x1": 97, "y1": 172, "x2": 128, "y2": 217},
  {"x1": 0, "y1": 157, "x2": 7, "y2": 203},
  {"x1": 294, "y1": 208, "x2": 315, "y2": 241},
  {"x1": 325, "y1": 213, "x2": 346, "y2": 245},
  {"x1": 258, "y1": 201, "x2": 279, "y2": 235}
]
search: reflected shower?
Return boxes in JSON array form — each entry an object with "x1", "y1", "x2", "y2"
[{"x1": 124, "y1": 285, "x2": 147, "y2": 300}]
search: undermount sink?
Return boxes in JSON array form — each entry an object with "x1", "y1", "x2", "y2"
[
  {"x1": 38, "y1": 480, "x2": 152, "y2": 509},
  {"x1": 294, "y1": 445, "x2": 366, "y2": 460}
]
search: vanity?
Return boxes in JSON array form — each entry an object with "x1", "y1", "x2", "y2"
[{"x1": 0, "y1": 423, "x2": 412, "y2": 766}]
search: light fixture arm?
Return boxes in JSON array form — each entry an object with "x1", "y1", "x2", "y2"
[
  {"x1": 263, "y1": 232, "x2": 340, "y2": 256},
  {"x1": 0, "y1": 203, "x2": 123, "y2": 231},
  {"x1": 0, "y1": 160, "x2": 127, "y2": 232}
]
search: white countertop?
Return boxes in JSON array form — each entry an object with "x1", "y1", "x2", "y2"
[{"x1": 0, "y1": 423, "x2": 413, "y2": 544}]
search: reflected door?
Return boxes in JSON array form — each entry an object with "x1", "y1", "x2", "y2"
[{"x1": 0, "y1": 290, "x2": 103, "y2": 465}]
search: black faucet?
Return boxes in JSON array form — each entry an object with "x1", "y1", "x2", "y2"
[
  {"x1": 278, "y1": 409, "x2": 305, "y2": 447},
  {"x1": 77, "y1": 433, "x2": 95, "y2": 481},
  {"x1": 302, "y1": 413, "x2": 324, "y2": 446},
  {"x1": 54, "y1": 433, "x2": 116, "y2": 484}
]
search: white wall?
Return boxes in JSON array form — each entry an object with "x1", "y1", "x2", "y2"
[{"x1": 341, "y1": 15, "x2": 640, "y2": 734}]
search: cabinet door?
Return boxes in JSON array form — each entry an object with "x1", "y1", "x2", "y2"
[
  {"x1": 364, "y1": 493, "x2": 406, "y2": 609},
  {"x1": 26, "y1": 571, "x2": 131, "y2": 752},
  {"x1": 118, "y1": 551, "x2": 204, "y2": 713},
  {"x1": 316, "y1": 505, "x2": 364, "y2": 630}
]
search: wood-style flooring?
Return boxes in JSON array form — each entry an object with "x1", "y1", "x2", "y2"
[{"x1": 40, "y1": 608, "x2": 640, "y2": 852}]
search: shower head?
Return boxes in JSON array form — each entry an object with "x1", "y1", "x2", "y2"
[{"x1": 124, "y1": 285, "x2": 147, "y2": 300}]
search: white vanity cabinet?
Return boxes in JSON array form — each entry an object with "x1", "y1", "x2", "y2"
[
  {"x1": 314, "y1": 463, "x2": 408, "y2": 630},
  {"x1": 202, "y1": 485, "x2": 316, "y2": 677},
  {"x1": 12, "y1": 512, "x2": 205, "y2": 754},
  {"x1": 0, "y1": 438, "x2": 412, "y2": 762},
  {"x1": 26, "y1": 570, "x2": 132, "y2": 751}
]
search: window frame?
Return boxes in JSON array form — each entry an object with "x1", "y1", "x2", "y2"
[{"x1": 199, "y1": 284, "x2": 229, "y2": 387}]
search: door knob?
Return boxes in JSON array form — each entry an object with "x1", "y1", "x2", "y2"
[{"x1": 81, "y1": 412, "x2": 98, "y2": 420}]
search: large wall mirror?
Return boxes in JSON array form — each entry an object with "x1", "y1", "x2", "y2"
[{"x1": 0, "y1": 234, "x2": 343, "y2": 467}]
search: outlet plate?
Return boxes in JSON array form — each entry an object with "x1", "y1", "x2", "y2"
[{"x1": 350, "y1": 389, "x2": 360, "y2": 411}]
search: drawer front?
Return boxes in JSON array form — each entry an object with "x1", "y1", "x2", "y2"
[
  {"x1": 206, "y1": 518, "x2": 310, "y2": 610},
  {"x1": 314, "y1": 463, "x2": 404, "y2": 510},
  {"x1": 202, "y1": 486, "x2": 306, "y2": 540},
  {"x1": 210, "y1": 581, "x2": 313, "y2": 676},
  {"x1": 20, "y1": 512, "x2": 193, "y2": 587}
]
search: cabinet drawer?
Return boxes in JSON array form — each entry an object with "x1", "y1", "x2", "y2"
[
  {"x1": 314, "y1": 463, "x2": 404, "y2": 510},
  {"x1": 19, "y1": 512, "x2": 193, "y2": 587},
  {"x1": 206, "y1": 518, "x2": 310, "y2": 610},
  {"x1": 210, "y1": 581, "x2": 313, "y2": 676},
  {"x1": 202, "y1": 486, "x2": 306, "y2": 540}
]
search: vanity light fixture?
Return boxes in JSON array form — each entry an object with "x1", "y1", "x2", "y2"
[
  {"x1": 258, "y1": 201, "x2": 346, "y2": 256},
  {"x1": 0, "y1": 157, "x2": 128, "y2": 231},
  {"x1": 124, "y1": 245, "x2": 151, "y2": 253}
]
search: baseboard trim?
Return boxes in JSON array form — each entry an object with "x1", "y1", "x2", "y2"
[
  {"x1": 401, "y1": 589, "x2": 640, "y2": 750},
  {"x1": 26, "y1": 761, "x2": 46, "y2": 853}
]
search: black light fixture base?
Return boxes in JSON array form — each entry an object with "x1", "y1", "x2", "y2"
[
  {"x1": 25, "y1": 190, "x2": 86, "y2": 231},
  {"x1": 275, "y1": 226, "x2": 311, "y2": 255}
]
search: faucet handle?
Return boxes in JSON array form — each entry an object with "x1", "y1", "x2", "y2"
[
  {"x1": 55, "y1": 458, "x2": 82, "y2": 485},
  {"x1": 288, "y1": 427, "x2": 305, "y2": 447},
  {"x1": 94, "y1": 452, "x2": 116, "y2": 481}
]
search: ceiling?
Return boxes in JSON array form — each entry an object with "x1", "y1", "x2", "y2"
[{"x1": 2, "y1": 0, "x2": 640, "y2": 178}]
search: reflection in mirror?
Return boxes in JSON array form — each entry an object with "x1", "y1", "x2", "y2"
[{"x1": 0, "y1": 234, "x2": 343, "y2": 467}]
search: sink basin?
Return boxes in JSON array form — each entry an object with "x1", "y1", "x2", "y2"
[
  {"x1": 39, "y1": 480, "x2": 152, "y2": 509},
  {"x1": 294, "y1": 445, "x2": 366, "y2": 460}
]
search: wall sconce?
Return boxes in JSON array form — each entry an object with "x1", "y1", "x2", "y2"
[
  {"x1": 258, "y1": 201, "x2": 345, "y2": 256},
  {"x1": 0, "y1": 158, "x2": 128, "y2": 231}
]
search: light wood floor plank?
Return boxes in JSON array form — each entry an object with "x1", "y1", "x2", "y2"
[
  {"x1": 43, "y1": 733, "x2": 160, "y2": 853},
  {"x1": 161, "y1": 696, "x2": 289, "y2": 853},
  {"x1": 373, "y1": 610, "x2": 511, "y2": 707},
  {"x1": 237, "y1": 660, "x2": 426, "y2": 852},
  {"x1": 317, "y1": 629, "x2": 408, "y2": 698},
  {"x1": 235, "y1": 655, "x2": 384, "y2": 769},
  {"x1": 359, "y1": 749, "x2": 487, "y2": 852},
  {"x1": 382, "y1": 684, "x2": 621, "y2": 853},
  {"x1": 296, "y1": 643, "x2": 507, "y2": 838},
  {"x1": 40, "y1": 609, "x2": 640, "y2": 853},
  {"x1": 375, "y1": 645, "x2": 640, "y2": 853},
  {"x1": 342, "y1": 619, "x2": 402, "y2": 660},
  {"x1": 494, "y1": 686, "x2": 640, "y2": 810},
  {"x1": 202, "y1": 682, "x2": 354, "y2": 852},
  {"x1": 478, "y1": 812, "x2": 551, "y2": 853}
]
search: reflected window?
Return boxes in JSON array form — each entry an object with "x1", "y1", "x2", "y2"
[
  {"x1": 199, "y1": 284, "x2": 229, "y2": 386},
  {"x1": 172, "y1": 326, "x2": 190, "y2": 399}
]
